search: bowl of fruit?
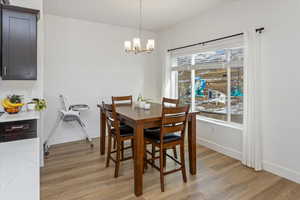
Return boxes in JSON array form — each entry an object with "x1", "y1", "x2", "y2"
[{"x1": 2, "y1": 95, "x2": 24, "y2": 114}]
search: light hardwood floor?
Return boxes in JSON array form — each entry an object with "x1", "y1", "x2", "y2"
[{"x1": 41, "y1": 139, "x2": 300, "y2": 200}]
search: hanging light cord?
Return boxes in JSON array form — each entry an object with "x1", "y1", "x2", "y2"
[{"x1": 139, "y1": 0, "x2": 142, "y2": 38}]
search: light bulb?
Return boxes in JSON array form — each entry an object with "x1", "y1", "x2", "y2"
[
  {"x1": 146, "y1": 39, "x2": 155, "y2": 50},
  {"x1": 124, "y1": 41, "x2": 132, "y2": 51},
  {"x1": 133, "y1": 38, "x2": 141, "y2": 50}
]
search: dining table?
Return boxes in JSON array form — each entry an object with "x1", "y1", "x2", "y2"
[{"x1": 97, "y1": 102, "x2": 198, "y2": 197}]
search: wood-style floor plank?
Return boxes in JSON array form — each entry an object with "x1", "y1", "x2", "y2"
[{"x1": 41, "y1": 139, "x2": 300, "y2": 200}]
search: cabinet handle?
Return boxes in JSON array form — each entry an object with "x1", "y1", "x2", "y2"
[
  {"x1": 3, "y1": 66, "x2": 7, "y2": 76},
  {"x1": 6, "y1": 125, "x2": 29, "y2": 132},
  {"x1": 11, "y1": 125, "x2": 25, "y2": 130}
]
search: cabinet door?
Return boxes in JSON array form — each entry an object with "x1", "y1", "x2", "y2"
[{"x1": 2, "y1": 9, "x2": 37, "y2": 80}]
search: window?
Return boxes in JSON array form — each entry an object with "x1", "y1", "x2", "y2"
[
  {"x1": 171, "y1": 41, "x2": 244, "y2": 125},
  {"x1": 194, "y1": 67, "x2": 228, "y2": 122},
  {"x1": 178, "y1": 71, "x2": 192, "y2": 105}
]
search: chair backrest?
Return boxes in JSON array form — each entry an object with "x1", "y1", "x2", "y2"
[
  {"x1": 162, "y1": 97, "x2": 179, "y2": 106},
  {"x1": 112, "y1": 96, "x2": 133, "y2": 106},
  {"x1": 101, "y1": 101, "x2": 112, "y2": 112},
  {"x1": 59, "y1": 94, "x2": 70, "y2": 111},
  {"x1": 160, "y1": 104, "x2": 190, "y2": 143},
  {"x1": 102, "y1": 101, "x2": 121, "y2": 139}
]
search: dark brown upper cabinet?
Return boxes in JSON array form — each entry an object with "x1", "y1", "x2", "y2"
[{"x1": 0, "y1": 5, "x2": 39, "y2": 80}]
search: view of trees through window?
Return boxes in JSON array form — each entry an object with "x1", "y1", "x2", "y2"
[{"x1": 172, "y1": 46, "x2": 244, "y2": 124}]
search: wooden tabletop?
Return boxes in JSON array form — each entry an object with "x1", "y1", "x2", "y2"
[
  {"x1": 116, "y1": 103, "x2": 162, "y2": 122},
  {"x1": 99, "y1": 103, "x2": 199, "y2": 122}
]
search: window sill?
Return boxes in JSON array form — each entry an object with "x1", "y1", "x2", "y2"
[{"x1": 196, "y1": 116, "x2": 243, "y2": 131}]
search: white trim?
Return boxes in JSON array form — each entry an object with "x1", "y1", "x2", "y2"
[
  {"x1": 171, "y1": 71, "x2": 178, "y2": 98},
  {"x1": 191, "y1": 69, "x2": 195, "y2": 111},
  {"x1": 196, "y1": 137, "x2": 300, "y2": 184},
  {"x1": 263, "y1": 161, "x2": 300, "y2": 184},
  {"x1": 171, "y1": 61, "x2": 243, "y2": 72},
  {"x1": 197, "y1": 137, "x2": 242, "y2": 161},
  {"x1": 227, "y1": 64, "x2": 231, "y2": 122},
  {"x1": 197, "y1": 115, "x2": 243, "y2": 130}
]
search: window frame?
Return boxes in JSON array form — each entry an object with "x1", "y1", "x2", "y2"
[{"x1": 170, "y1": 46, "x2": 244, "y2": 127}]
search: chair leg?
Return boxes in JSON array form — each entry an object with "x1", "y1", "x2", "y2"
[
  {"x1": 114, "y1": 142, "x2": 121, "y2": 178},
  {"x1": 179, "y1": 143, "x2": 187, "y2": 183},
  {"x1": 144, "y1": 142, "x2": 148, "y2": 172},
  {"x1": 151, "y1": 144, "x2": 155, "y2": 168},
  {"x1": 121, "y1": 141, "x2": 124, "y2": 161},
  {"x1": 173, "y1": 146, "x2": 178, "y2": 159},
  {"x1": 44, "y1": 114, "x2": 63, "y2": 150},
  {"x1": 106, "y1": 135, "x2": 112, "y2": 167},
  {"x1": 76, "y1": 118, "x2": 94, "y2": 149},
  {"x1": 113, "y1": 138, "x2": 116, "y2": 149},
  {"x1": 160, "y1": 147, "x2": 165, "y2": 192},
  {"x1": 131, "y1": 139, "x2": 134, "y2": 158},
  {"x1": 163, "y1": 149, "x2": 167, "y2": 168}
]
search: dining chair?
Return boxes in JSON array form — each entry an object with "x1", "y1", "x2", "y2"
[
  {"x1": 144, "y1": 103, "x2": 190, "y2": 192},
  {"x1": 145, "y1": 97, "x2": 180, "y2": 162},
  {"x1": 111, "y1": 95, "x2": 133, "y2": 106},
  {"x1": 104, "y1": 101, "x2": 134, "y2": 178},
  {"x1": 162, "y1": 97, "x2": 179, "y2": 106},
  {"x1": 111, "y1": 95, "x2": 133, "y2": 158}
]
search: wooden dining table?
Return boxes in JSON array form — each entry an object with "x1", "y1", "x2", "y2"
[{"x1": 98, "y1": 103, "x2": 198, "y2": 197}]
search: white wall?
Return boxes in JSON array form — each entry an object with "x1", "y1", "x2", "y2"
[
  {"x1": 158, "y1": 0, "x2": 300, "y2": 183},
  {"x1": 44, "y1": 14, "x2": 160, "y2": 145},
  {"x1": 196, "y1": 121, "x2": 243, "y2": 160}
]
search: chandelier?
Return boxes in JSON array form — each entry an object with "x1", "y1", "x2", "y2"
[{"x1": 124, "y1": 0, "x2": 155, "y2": 54}]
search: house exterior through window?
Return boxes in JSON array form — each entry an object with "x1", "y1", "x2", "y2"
[{"x1": 170, "y1": 38, "x2": 244, "y2": 125}]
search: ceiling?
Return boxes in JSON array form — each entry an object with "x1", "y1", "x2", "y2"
[{"x1": 44, "y1": 0, "x2": 235, "y2": 31}]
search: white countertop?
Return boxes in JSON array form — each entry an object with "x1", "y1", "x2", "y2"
[{"x1": 0, "y1": 111, "x2": 40, "y2": 123}]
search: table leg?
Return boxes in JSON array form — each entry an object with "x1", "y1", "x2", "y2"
[
  {"x1": 100, "y1": 110, "x2": 106, "y2": 155},
  {"x1": 134, "y1": 122, "x2": 144, "y2": 196},
  {"x1": 188, "y1": 114, "x2": 197, "y2": 175}
]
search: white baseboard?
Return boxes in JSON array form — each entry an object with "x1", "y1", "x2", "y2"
[
  {"x1": 46, "y1": 129, "x2": 99, "y2": 146},
  {"x1": 263, "y1": 161, "x2": 300, "y2": 184},
  {"x1": 49, "y1": 136, "x2": 84, "y2": 145},
  {"x1": 197, "y1": 137, "x2": 242, "y2": 161},
  {"x1": 197, "y1": 138, "x2": 300, "y2": 184},
  {"x1": 48, "y1": 134, "x2": 98, "y2": 146}
]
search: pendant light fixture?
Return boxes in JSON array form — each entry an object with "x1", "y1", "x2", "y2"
[{"x1": 124, "y1": 0, "x2": 155, "y2": 54}]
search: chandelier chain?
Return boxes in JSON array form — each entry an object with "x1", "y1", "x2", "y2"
[{"x1": 139, "y1": 0, "x2": 142, "y2": 38}]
